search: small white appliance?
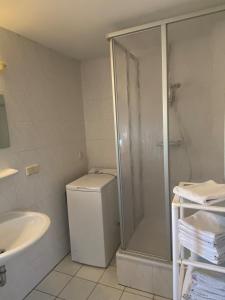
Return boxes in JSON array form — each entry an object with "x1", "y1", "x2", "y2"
[{"x1": 66, "y1": 168, "x2": 120, "y2": 267}]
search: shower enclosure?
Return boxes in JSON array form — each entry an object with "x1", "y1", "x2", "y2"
[{"x1": 108, "y1": 5, "x2": 225, "y2": 298}]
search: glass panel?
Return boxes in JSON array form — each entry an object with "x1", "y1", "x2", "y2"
[
  {"x1": 113, "y1": 26, "x2": 171, "y2": 260},
  {"x1": 167, "y1": 11, "x2": 225, "y2": 193}
]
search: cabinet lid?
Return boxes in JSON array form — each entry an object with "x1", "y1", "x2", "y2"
[{"x1": 66, "y1": 174, "x2": 115, "y2": 191}]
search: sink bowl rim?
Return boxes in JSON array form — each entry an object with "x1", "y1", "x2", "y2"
[{"x1": 0, "y1": 210, "x2": 50, "y2": 265}]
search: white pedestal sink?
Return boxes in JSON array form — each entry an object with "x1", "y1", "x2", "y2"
[{"x1": 0, "y1": 211, "x2": 50, "y2": 265}]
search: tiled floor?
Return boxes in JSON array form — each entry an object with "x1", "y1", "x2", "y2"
[{"x1": 24, "y1": 254, "x2": 170, "y2": 300}]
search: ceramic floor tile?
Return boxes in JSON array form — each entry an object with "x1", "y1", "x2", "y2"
[
  {"x1": 154, "y1": 296, "x2": 171, "y2": 300},
  {"x1": 99, "y1": 266, "x2": 124, "y2": 290},
  {"x1": 59, "y1": 276, "x2": 96, "y2": 300},
  {"x1": 55, "y1": 255, "x2": 82, "y2": 276},
  {"x1": 76, "y1": 265, "x2": 105, "y2": 282},
  {"x1": 36, "y1": 270, "x2": 71, "y2": 296},
  {"x1": 88, "y1": 284, "x2": 122, "y2": 300},
  {"x1": 24, "y1": 290, "x2": 55, "y2": 300},
  {"x1": 121, "y1": 292, "x2": 151, "y2": 300},
  {"x1": 125, "y1": 287, "x2": 153, "y2": 299}
]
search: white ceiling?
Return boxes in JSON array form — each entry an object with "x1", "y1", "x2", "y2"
[{"x1": 0, "y1": 0, "x2": 224, "y2": 60}]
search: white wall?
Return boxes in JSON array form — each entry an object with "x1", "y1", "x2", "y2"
[
  {"x1": 81, "y1": 57, "x2": 116, "y2": 169},
  {"x1": 0, "y1": 28, "x2": 87, "y2": 300}
]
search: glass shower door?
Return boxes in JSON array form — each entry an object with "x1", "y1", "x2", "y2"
[
  {"x1": 111, "y1": 26, "x2": 171, "y2": 260},
  {"x1": 167, "y1": 11, "x2": 225, "y2": 192}
]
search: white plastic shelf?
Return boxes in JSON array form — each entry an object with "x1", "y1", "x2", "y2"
[{"x1": 172, "y1": 188, "x2": 225, "y2": 300}]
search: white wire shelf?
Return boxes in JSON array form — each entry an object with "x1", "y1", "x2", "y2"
[
  {"x1": 178, "y1": 258, "x2": 225, "y2": 274},
  {"x1": 172, "y1": 188, "x2": 225, "y2": 300},
  {"x1": 172, "y1": 194, "x2": 225, "y2": 213}
]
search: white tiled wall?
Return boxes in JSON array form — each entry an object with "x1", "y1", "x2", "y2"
[
  {"x1": 81, "y1": 57, "x2": 116, "y2": 169},
  {"x1": 0, "y1": 27, "x2": 87, "y2": 300}
]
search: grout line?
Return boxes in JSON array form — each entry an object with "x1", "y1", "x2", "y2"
[
  {"x1": 86, "y1": 283, "x2": 97, "y2": 300},
  {"x1": 72, "y1": 263, "x2": 83, "y2": 277},
  {"x1": 27, "y1": 253, "x2": 71, "y2": 298},
  {"x1": 55, "y1": 273, "x2": 99, "y2": 299},
  {"x1": 119, "y1": 289, "x2": 124, "y2": 300},
  {"x1": 32, "y1": 289, "x2": 59, "y2": 298},
  {"x1": 55, "y1": 262, "x2": 82, "y2": 277},
  {"x1": 86, "y1": 283, "x2": 124, "y2": 300},
  {"x1": 97, "y1": 264, "x2": 125, "y2": 291},
  {"x1": 35, "y1": 257, "x2": 83, "y2": 299},
  {"x1": 54, "y1": 269, "x2": 76, "y2": 276},
  {"x1": 74, "y1": 275, "x2": 106, "y2": 286},
  {"x1": 98, "y1": 282, "x2": 125, "y2": 291},
  {"x1": 54, "y1": 274, "x2": 75, "y2": 298},
  {"x1": 35, "y1": 271, "x2": 73, "y2": 298},
  {"x1": 97, "y1": 266, "x2": 107, "y2": 282},
  {"x1": 96, "y1": 282, "x2": 125, "y2": 292},
  {"x1": 124, "y1": 289, "x2": 154, "y2": 299}
]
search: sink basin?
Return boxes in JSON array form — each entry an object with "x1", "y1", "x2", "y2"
[{"x1": 0, "y1": 211, "x2": 50, "y2": 265}]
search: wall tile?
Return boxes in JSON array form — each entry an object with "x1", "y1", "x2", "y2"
[
  {"x1": 81, "y1": 57, "x2": 116, "y2": 169},
  {"x1": 0, "y1": 27, "x2": 87, "y2": 300}
]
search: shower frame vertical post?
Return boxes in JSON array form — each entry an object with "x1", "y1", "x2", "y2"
[
  {"x1": 161, "y1": 23, "x2": 172, "y2": 260},
  {"x1": 109, "y1": 39, "x2": 126, "y2": 249}
]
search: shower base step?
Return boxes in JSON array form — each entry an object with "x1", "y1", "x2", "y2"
[{"x1": 116, "y1": 249, "x2": 172, "y2": 299}]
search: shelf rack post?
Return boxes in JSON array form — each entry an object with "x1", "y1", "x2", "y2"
[{"x1": 172, "y1": 204, "x2": 179, "y2": 300}]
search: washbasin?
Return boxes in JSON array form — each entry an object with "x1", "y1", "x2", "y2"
[{"x1": 0, "y1": 211, "x2": 50, "y2": 265}]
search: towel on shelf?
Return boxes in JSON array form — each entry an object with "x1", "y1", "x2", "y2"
[
  {"x1": 179, "y1": 211, "x2": 225, "y2": 241},
  {"x1": 183, "y1": 267, "x2": 225, "y2": 300},
  {"x1": 188, "y1": 287, "x2": 225, "y2": 300},
  {"x1": 179, "y1": 211, "x2": 225, "y2": 264},
  {"x1": 178, "y1": 224, "x2": 225, "y2": 246},
  {"x1": 192, "y1": 269, "x2": 225, "y2": 292},
  {"x1": 192, "y1": 282, "x2": 225, "y2": 298},
  {"x1": 179, "y1": 232, "x2": 225, "y2": 255},
  {"x1": 179, "y1": 237, "x2": 225, "y2": 264},
  {"x1": 173, "y1": 180, "x2": 225, "y2": 205}
]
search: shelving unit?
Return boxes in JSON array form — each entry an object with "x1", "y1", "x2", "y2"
[{"x1": 172, "y1": 189, "x2": 225, "y2": 300}]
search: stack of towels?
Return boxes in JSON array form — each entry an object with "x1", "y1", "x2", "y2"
[
  {"x1": 173, "y1": 180, "x2": 225, "y2": 205},
  {"x1": 183, "y1": 267, "x2": 225, "y2": 300},
  {"x1": 179, "y1": 211, "x2": 225, "y2": 264}
]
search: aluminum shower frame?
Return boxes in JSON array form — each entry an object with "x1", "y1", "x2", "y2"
[{"x1": 109, "y1": 4, "x2": 225, "y2": 262}]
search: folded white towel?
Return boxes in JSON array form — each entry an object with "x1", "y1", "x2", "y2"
[
  {"x1": 184, "y1": 268, "x2": 225, "y2": 300},
  {"x1": 193, "y1": 282, "x2": 225, "y2": 298},
  {"x1": 178, "y1": 211, "x2": 225, "y2": 264},
  {"x1": 178, "y1": 211, "x2": 225, "y2": 240},
  {"x1": 190, "y1": 287, "x2": 225, "y2": 300},
  {"x1": 173, "y1": 180, "x2": 225, "y2": 205},
  {"x1": 179, "y1": 232, "x2": 225, "y2": 256},
  {"x1": 178, "y1": 224, "x2": 225, "y2": 246},
  {"x1": 179, "y1": 237, "x2": 225, "y2": 264},
  {"x1": 192, "y1": 269, "x2": 225, "y2": 291}
]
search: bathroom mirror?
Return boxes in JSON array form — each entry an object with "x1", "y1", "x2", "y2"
[{"x1": 0, "y1": 94, "x2": 10, "y2": 148}]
